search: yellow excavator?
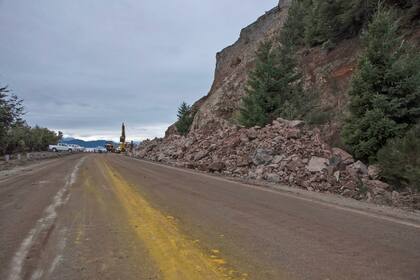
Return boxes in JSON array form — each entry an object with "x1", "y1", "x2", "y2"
[
  {"x1": 120, "y1": 122, "x2": 126, "y2": 153},
  {"x1": 104, "y1": 123, "x2": 127, "y2": 153}
]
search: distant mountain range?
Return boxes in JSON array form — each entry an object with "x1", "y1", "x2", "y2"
[{"x1": 61, "y1": 138, "x2": 116, "y2": 148}]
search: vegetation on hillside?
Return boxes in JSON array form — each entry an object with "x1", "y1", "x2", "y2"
[
  {"x1": 238, "y1": 1, "x2": 420, "y2": 190},
  {"x1": 285, "y1": 0, "x2": 419, "y2": 50},
  {"x1": 342, "y1": 8, "x2": 420, "y2": 161},
  {"x1": 176, "y1": 102, "x2": 194, "y2": 136},
  {"x1": 0, "y1": 85, "x2": 61, "y2": 155}
]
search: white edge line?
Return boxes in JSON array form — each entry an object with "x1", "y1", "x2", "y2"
[{"x1": 7, "y1": 157, "x2": 85, "y2": 280}]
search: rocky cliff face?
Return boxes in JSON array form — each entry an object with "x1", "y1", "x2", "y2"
[
  {"x1": 188, "y1": 0, "x2": 359, "y2": 136},
  {"x1": 190, "y1": 1, "x2": 291, "y2": 131}
]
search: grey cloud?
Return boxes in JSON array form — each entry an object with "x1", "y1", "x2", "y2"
[{"x1": 0, "y1": 0, "x2": 277, "y2": 140}]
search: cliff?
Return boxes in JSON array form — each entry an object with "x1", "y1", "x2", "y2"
[{"x1": 190, "y1": 1, "x2": 290, "y2": 131}]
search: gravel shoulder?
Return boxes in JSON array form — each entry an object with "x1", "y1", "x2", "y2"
[{"x1": 132, "y1": 156, "x2": 420, "y2": 227}]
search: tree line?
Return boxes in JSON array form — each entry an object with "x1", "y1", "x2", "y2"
[
  {"x1": 283, "y1": 0, "x2": 419, "y2": 50},
  {"x1": 0, "y1": 85, "x2": 61, "y2": 156}
]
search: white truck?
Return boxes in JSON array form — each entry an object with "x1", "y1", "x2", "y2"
[
  {"x1": 68, "y1": 144, "x2": 84, "y2": 152},
  {"x1": 49, "y1": 143, "x2": 74, "y2": 153}
]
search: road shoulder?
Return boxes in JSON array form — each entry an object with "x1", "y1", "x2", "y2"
[{"x1": 127, "y1": 156, "x2": 420, "y2": 228}]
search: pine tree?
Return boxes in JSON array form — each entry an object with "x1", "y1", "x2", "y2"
[
  {"x1": 176, "y1": 102, "x2": 194, "y2": 136},
  {"x1": 239, "y1": 41, "x2": 307, "y2": 127},
  {"x1": 338, "y1": 0, "x2": 378, "y2": 38},
  {"x1": 304, "y1": 0, "x2": 342, "y2": 47},
  {"x1": 273, "y1": 43, "x2": 308, "y2": 120},
  {"x1": 342, "y1": 8, "x2": 420, "y2": 160},
  {"x1": 239, "y1": 42, "x2": 278, "y2": 127},
  {"x1": 281, "y1": 0, "x2": 309, "y2": 47}
]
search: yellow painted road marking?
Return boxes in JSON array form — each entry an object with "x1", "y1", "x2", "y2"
[{"x1": 102, "y1": 162, "x2": 247, "y2": 280}]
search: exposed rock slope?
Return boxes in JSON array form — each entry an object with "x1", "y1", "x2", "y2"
[
  {"x1": 187, "y1": 0, "x2": 361, "y2": 136},
  {"x1": 191, "y1": 1, "x2": 291, "y2": 131}
]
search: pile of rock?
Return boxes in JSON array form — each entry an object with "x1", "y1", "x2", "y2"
[{"x1": 135, "y1": 118, "x2": 418, "y2": 209}]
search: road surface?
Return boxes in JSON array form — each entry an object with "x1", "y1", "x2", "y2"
[{"x1": 1, "y1": 154, "x2": 419, "y2": 280}]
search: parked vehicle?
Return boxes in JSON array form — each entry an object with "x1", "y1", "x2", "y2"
[
  {"x1": 94, "y1": 147, "x2": 107, "y2": 153},
  {"x1": 77, "y1": 145, "x2": 85, "y2": 152},
  {"x1": 68, "y1": 144, "x2": 84, "y2": 152},
  {"x1": 49, "y1": 143, "x2": 74, "y2": 152}
]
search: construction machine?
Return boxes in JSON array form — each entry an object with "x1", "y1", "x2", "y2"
[
  {"x1": 120, "y1": 122, "x2": 126, "y2": 153},
  {"x1": 105, "y1": 141, "x2": 115, "y2": 153}
]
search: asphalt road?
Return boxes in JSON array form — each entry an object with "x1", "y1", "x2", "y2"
[{"x1": 1, "y1": 154, "x2": 419, "y2": 280}]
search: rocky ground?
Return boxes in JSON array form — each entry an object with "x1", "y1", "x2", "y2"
[{"x1": 135, "y1": 119, "x2": 420, "y2": 210}]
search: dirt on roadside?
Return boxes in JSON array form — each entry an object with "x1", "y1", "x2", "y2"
[{"x1": 0, "y1": 152, "x2": 74, "y2": 172}]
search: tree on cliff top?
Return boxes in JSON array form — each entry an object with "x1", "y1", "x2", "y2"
[
  {"x1": 342, "y1": 8, "x2": 420, "y2": 160},
  {"x1": 176, "y1": 102, "x2": 194, "y2": 136},
  {"x1": 293, "y1": 0, "x2": 418, "y2": 49}
]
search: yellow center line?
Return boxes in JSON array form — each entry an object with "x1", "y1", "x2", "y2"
[{"x1": 101, "y1": 161, "x2": 248, "y2": 280}]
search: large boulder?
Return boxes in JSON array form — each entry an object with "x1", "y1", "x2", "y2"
[
  {"x1": 251, "y1": 149, "x2": 274, "y2": 165},
  {"x1": 208, "y1": 162, "x2": 226, "y2": 173},
  {"x1": 247, "y1": 128, "x2": 258, "y2": 140},
  {"x1": 346, "y1": 160, "x2": 368, "y2": 179},
  {"x1": 265, "y1": 173, "x2": 281, "y2": 183},
  {"x1": 194, "y1": 150, "x2": 209, "y2": 161},
  {"x1": 363, "y1": 179, "x2": 391, "y2": 191},
  {"x1": 225, "y1": 136, "x2": 241, "y2": 148},
  {"x1": 331, "y1": 148, "x2": 354, "y2": 166},
  {"x1": 368, "y1": 164, "x2": 381, "y2": 180},
  {"x1": 237, "y1": 156, "x2": 251, "y2": 167},
  {"x1": 275, "y1": 118, "x2": 305, "y2": 128},
  {"x1": 157, "y1": 153, "x2": 167, "y2": 162},
  {"x1": 272, "y1": 155, "x2": 285, "y2": 164},
  {"x1": 306, "y1": 157, "x2": 329, "y2": 172},
  {"x1": 239, "y1": 133, "x2": 249, "y2": 143}
]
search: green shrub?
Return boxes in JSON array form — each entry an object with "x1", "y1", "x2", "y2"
[{"x1": 378, "y1": 125, "x2": 420, "y2": 191}]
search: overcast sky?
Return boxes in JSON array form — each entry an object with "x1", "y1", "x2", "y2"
[{"x1": 0, "y1": 0, "x2": 277, "y2": 141}]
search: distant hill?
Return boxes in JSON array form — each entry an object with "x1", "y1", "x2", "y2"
[{"x1": 61, "y1": 138, "x2": 116, "y2": 148}]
